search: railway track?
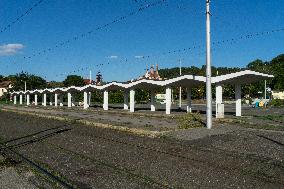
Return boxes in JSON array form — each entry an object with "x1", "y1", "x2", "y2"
[
  {"x1": 0, "y1": 126, "x2": 75, "y2": 189},
  {"x1": 1, "y1": 122, "x2": 282, "y2": 188}
]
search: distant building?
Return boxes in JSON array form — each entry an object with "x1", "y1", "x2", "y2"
[
  {"x1": 0, "y1": 81, "x2": 12, "y2": 97},
  {"x1": 83, "y1": 72, "x2": 103, "y2": 86},
  {"x1": 83, "y1": 79, "x2": 94, "y2": 85},
  {"x1": 138, "y1": 64, "x2": 163, "y2": 80}
]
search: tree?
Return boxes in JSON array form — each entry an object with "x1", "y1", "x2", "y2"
[
  {"x1": 63, "y1": 75, "x2": 85, "y2": 87},
  {"x1": 7, "y1": 72, "x2": 47, "y2": 91},
  {"x1": 270, "y1": 54, "x2": 284, "y2": 90}
]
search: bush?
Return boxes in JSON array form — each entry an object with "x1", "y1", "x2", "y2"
[
  {"x1": 177, "y1": 112, "x2": 205, "y2": 129},
  {"x1": 270, "y1": 99, "x2": 284, "y2": 107}
]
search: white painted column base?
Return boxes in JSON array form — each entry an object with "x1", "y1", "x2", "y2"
[
  {"x1": 186, "y1": 88, "x2": 192, "y2": 113},
  {"x1": 103, "y1": 90, "x2": 108, "y2": 110},
  {"x1": 130, "y1": 89, "x2": 135, "y2": 112},
  {"x1": 235, "y1": 84, "x2": 242, "y2": 117},
  {"x1": 166, "y1": 87, "x2": 172, "y2": 115}
]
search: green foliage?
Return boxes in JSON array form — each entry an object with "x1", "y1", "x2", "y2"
[
  {"x1": 135, "y1": 89, "x2": 150, "y2": 103},
  {"x1": 109, "y1": 90, "x2": 124, "y2": 103},
  {"x1": 270, "y1": 99, "x2": 284, "y2": 108},
  {"x1": 177, "y1": 112, "x2": 205, "y2": 129},
  {"x1": 63, "y1": 75, "x2": 85, "y2": 87},
  {"x1": 47, "y1": 81, "x2": 64, "y2": 88},
  {"x1": 7, "y1": 72, "x2": 47, "y2": 91}
]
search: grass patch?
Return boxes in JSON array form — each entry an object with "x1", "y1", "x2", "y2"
[
  {"x1": 253, "y1": 115, "x2": 284, "y2": 122},
  {"x1": 177, "y1": 112, "x2": 205, "y2": 129}
]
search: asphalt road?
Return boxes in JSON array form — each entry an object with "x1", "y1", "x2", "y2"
[{"x1": 0, "y1": 110, "x2": 283, "y2": 188}]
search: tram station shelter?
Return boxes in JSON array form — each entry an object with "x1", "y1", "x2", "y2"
[{"x1": 11, "y1": 70, "x2": 273, "y2": 119}]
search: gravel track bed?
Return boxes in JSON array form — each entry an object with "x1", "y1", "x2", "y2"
[{"x1": 0, "y1": 111, "x2": 283, "y2": 188}]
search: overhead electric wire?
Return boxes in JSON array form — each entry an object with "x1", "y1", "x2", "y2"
[
  {"x1": 23, "y1": 0, "x2": 167, "y2": 60},
  {"x1": 54, "y1": 27, "x2": 284, "y2": 79},
  {"x1": 0, "y1": 0, "x2": 45, "y2": 34}
]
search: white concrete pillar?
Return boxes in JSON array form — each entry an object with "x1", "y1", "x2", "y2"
[
  {"x1": 67, "y1": 92, "x2": 72, "y2": 108},
  {"x1": 166, "y1": 87, "x2": 172, "y2": 115},
  {"x1": 103, "y1": 90, "x2": 108, "y2": 110},
  {"x1": 54, "y1": 94, "x2": 58, "y2": 107},
  {"x1": 59, "y1": 95, "x2": 63, "y2": 106},
  {"x1": 43, "y1": 93, "x2": 47, "y2": 106},
  {"x1": 130, "y1": 89, "x2": 135, "y2": 112},
  {"x1": 216, "y1": 83, "x2": 224, "y2": 118},
  {"x1": 123, "y1": 90, "x2": 129, "y2": 110},
  {"x1": 13, "y1": 95, "x2": 17, "y2": 105},
  {"x1": 235, "y1": 84, "x2": 242, "y2": 117},
  {"x1": 19, "y1": 95, "x2": 23, "y2": 105},
  {"x1": 83, "y1": 91, "x2": 89, "y2": 109},
  {"x1": 26, "y1": 94, "x2": 30, "y2": 106},
  {"x1": 186, "y1": 88, "x2": 192, "y2": 113},
  {"x1": 34, "y1": 94, "x2": 38, "y2": 106},
  {"x1": 150, "y1": 90, "x2": 155, "y2": 111}
]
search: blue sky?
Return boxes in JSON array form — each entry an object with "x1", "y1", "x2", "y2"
[{"x1": 0, "y1": 0, "x2": 283, "y2": 82}]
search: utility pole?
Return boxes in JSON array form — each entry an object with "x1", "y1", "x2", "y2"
[
  {"x1": 264, "y1": 80, "x2": 267, "y2": 99},
  {"x1": 206, "y1": 0, "x2": 212, "y2": 129},
  {"x1": 179, "y1": 59, "x2": 182, "y2": 108},
  {"x1": 24, "y1": 81, "x2": 27, "y2": 102}
]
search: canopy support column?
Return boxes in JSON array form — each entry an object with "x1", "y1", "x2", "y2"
[
  {"x1": 71, "y1": 93, "x2": 75, "y2": 106},
  {"x1": 43, "y1": 93, "x2": 47, "y2": 106},
  {"x1": 59, "y1": 94, "x2": 63, "y2": 106},
  {"x1": 216, "y1": 83, "x2": 224, "y2": 118},
  {"x1": 186, "y1": 88, "x2": 192, "y2": 113},
  {"x1": 19, "y1": 95, "x2": 23, "y2": 105},
  {"x1": 26, "y1": 94, "x2": 30, "y2": 106},
  {"x1": 84, "y1": 91, "x2": 89, "y2": 109},
  {"x1": 88, "y1": 92, "x2": 91, "y2": 106},
  {"x1": 34, "y1": 94, "x2": 38, "y2": 106},
  {"x1": 67, "y1": 92, "x2": 72, "y2": 108},
  {"x1": 123, "y1": 90, "x2": 129, "y2": 110},
  {"x1": 130, "y1": 89, "x2": 135, "y2": 112},
  {"x1": 50, "y1": 95, "x2": 53, "y2": 106},
  {"x1": 13, "y1": 95, "x2": 17, "y2": 105},
  {"x1": 103, "y1": 90, "x2": 108, "y2": 110},
  {"x1": 54, "y1": 94, "x2": 58, "y2": 107},
  {"x1": 166, "y1": 86, "x2": 172, "y2": 115},
  {"x1": 150, "y1": 90, "x2": 155, "y2": 112},
  {"x1": 235, "y1": 84, "x2": 242, "y2": 117}
]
